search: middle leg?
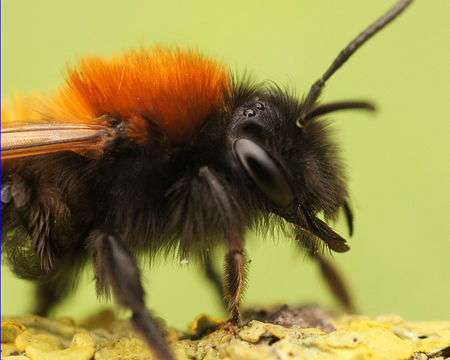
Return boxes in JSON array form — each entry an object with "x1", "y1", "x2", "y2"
[{"x1": 91, "y1": 230, "x2": 174, "y2": 360}]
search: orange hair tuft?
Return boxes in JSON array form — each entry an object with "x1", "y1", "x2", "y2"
[{"x1": 45, "y1": 46, "x2": 231, "y2": 145}]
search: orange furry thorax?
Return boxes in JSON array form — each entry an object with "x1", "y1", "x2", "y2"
[{"x1": 49, "y1": 46, "x2": 231, "y2": 145}]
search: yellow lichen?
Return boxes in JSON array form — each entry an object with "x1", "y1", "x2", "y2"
[
  {"x1": 1, "y1": 309, "x2": 449, "y2": 360},
  {"x1": 15, "y1": 330, "x2": 63, "y2": 352},
  {"x1": 309, "y1": 322, "x2": 414, "y2": 360},
  {"x1": 94, "y1": 337, "x2": 151, "y2": 360},
  {"x1": 1, "y1": 321, "x2": 27, "y2": 343},
  {"x1": 190, "y1": 314, "x2": 227, "y2": 338},
  {"x1": 25, "y1": 332, "x2": 95, "y2": 360}
]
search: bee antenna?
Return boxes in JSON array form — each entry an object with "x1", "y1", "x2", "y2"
[
  {"x1": 299, "y1": 101, "x2": 375, "y2": 125},
  {"x1": 303, "y1": 0, "x2": 413, "y2": 109}
]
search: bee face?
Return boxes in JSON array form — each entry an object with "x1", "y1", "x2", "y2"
[
  {"x1": 227, "y1": 91, "x2": 299, "y2": 212},
  {"x1": 225, "y1": 88, "x2": 346, "y2": 220}
]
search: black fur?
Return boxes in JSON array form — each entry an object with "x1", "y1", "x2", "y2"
[{"x1": 1, "y1": 82, "x2": 351, "y2": 315}]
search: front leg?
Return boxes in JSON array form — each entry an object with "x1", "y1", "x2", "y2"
[
  {"x1": 224, "y1": 236, "x2": 247, "y2": 323},
  {"x1": 198, "y1": 166, "x2": 248, "y2": 324}
]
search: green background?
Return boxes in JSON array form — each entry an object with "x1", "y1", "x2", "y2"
[{"x1": 2, "y1": 0, "x2": 449, "y2": 330}]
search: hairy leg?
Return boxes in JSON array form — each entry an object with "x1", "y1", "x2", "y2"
[
  {"x1": 34, "y1": 271, "x2": 74, "y2": 316},
  {"x1": 224, "y1": 236, "x2": 247, "y2": 323},
  {"x1": 309, "y1": 250, "x2": 356, "y2": 312},
  {"x1": 198, "y1": 167, "x2": 248, "y2": 324},
  {"x1": 91, "y1": 231, "x2": 173, "y2": 360},
  {"x1": 2, "y1": 175, "x2": 68, "y2": 272},
  {"x1": 2, "y1": 177, "x2": 75, "y2": 315}
]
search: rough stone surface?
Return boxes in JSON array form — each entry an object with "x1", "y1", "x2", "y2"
[{"x1": 1, "y1": 306, "x2": 449, "y2": 360}]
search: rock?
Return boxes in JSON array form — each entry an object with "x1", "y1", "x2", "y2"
[{"x1": 2, "y1": 305, "x2": 449, "y2": 360}]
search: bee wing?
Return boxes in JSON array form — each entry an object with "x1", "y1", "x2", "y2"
[{"x1": 1, "y1": 122, "x2": 117, "y2": 160}]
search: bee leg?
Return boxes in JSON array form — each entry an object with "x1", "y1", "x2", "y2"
[
  {"x1": 224, "y1": 238, "x2": 248, "y2": 324},
  {"x1": 92, "y1": 232, "x2": 174, "y2": 360},
  {"x1": 2, "y1": 176, "x2": 68, "y2": 271},
  {"x1": 32, "y1": 254, "x2": 85, "y2": 316},
  {"x1": 34, "y1": 283, "x2": 60, "y2": 316},
  {"x1": 343, "y1": 200, "x2": 354, "y2": 236},
  {"x1": 308, "y1": 250, "x2": 356, "y2": 313},
  {"x1": 198, "y1": 167, "x2": 247, "y2": 324},
  {"x1": 34, "y1": 271, "x2": 74, "y2": 316},
  {"x1": 203, "y1": 256, "x2": 227, "y2": 309},
  {"x1": 34, "y1": 283, "x2": 66, "y2": 316}
]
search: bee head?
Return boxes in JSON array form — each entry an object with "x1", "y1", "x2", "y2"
[
  {"x1": 229, "y1": 88, "x2": 349, "y2": 218},
  {"x1": 224, "y1": 0, "x2": 412, "y2": 250}
]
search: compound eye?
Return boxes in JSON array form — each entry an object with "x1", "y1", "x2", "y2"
[{"x1": 233, "y1": 138, "x2": 295, "y2": 209}]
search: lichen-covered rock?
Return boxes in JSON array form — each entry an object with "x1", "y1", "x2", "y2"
[
  {"x1": 1, "y1": 321, "x2": 27, "y2": 344},
  {"x1": 94, "y1": 337, "x2": 151, "y2": 360},
  {"x1": 24, "y1": 332, "x2": 95, "y2": 360},
  {"x1": 2, "y1": 306, "x2": 449, "y2": 360}
]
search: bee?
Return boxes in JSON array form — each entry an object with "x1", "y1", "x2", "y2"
[{"x1": 1, "y1": 0, "x2": 413, "y2": 359}]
